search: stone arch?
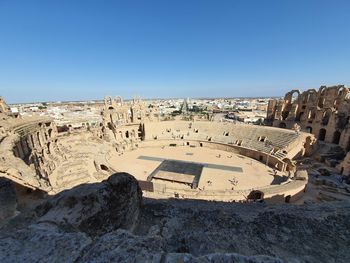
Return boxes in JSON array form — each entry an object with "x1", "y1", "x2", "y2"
[
  {"x1": 104, "y1": 96, "x2": 113, "y2": 107},
  {"x1": 247, "y1": 190, "x2": 264, "y2": 201},
  {"x1": 284, "y1": 90, "x2": 300, "y2": 104},
  {"x1": 281, "y1": 110, "x2": 289, "y2": 120},
  {"x1": 318, "y1": 87, "x2": 327, "y2": 107},
  {"x1": 321, "y1": 109, "x2": 332, "y2": 126},
  {"x1": 318, "y1": 128, "x2": 326, "y2": 141},
  {"x1": 47, "y1": 142, "x2": 51, "y2": 154},
  {"x1": 307, "y1": 109, "x2": 316, "y2": 120},
  {"x1": 318, "y1": 97, "x2": 325, "y2": 108},
  {"x1": 319, "y1": 86, "x2": 327, "y2": 96},
  {"x1": 115, "y1": 96, "x2": 123, "y2": 105},
  {"x1": 337, "y1": 86, "x2": 348, "y2": 97},
  {"x1": 285, "y1": 195, "x2": 291, "y2": 203},
  {"x1": 48, "y1": 128, "x2": 53, "y2": 138},
  {"x1": 279, "y1": 122, "x2": 287, "y2": 129},
  {"x1": 305, "y1": 126, "x2": 312, "y2": 133},
  {"x1": 304, "y1": 89, "x2": 318, "y2": 103},
  {"x1": 332, "y1": 130, "x2": 341, "y2": 144}
]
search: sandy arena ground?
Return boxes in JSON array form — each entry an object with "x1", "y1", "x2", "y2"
[{"x1": 108, "y1": 145, "x2": 285, "y2": 191}]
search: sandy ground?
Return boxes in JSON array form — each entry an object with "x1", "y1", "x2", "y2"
[{"x1": 108, "y1": 145, "x2": 284, "y2": 191}]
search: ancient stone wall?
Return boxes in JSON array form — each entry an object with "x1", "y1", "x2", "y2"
[
  {"x1": 267, "y1": 85, "x2": 350, "y2": 176},
  {"x1": 267, "y1": 85, "x2": 350, "y2": 146},
  {"x1": 0, "y1": 97, "x2": 63, "y2": 191},
  {"x1": 101, "y1": 96, "x2": 155, "y2": 146}
]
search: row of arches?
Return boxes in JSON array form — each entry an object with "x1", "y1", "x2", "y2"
[
  {"x1": 285, "y1": 87, "x2": 348, "y2": 106},
  {"x1": 318, "y1": 128, "x2": 341, "y2": 145},
  {"x1": 281, "y1": 108, "x2": 333, "y2": 125},
  {"x1": 279, "y1": 124, "x2": 344, "y2": 146}
]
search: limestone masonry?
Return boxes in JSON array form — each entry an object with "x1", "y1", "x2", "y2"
[{"x1": 0, "y1": 90, "x2": 350, "y2": 262}]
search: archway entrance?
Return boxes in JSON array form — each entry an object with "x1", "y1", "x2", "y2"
[
  {"x1": 247, "y1": 190, "x2": 264, "y2": 201},
  {"x1": 333, "y1": 131, "x2": 341, "y2": 144},
  {"x1": 318, "y1": 129, "x2": 326, "y2": 141}
]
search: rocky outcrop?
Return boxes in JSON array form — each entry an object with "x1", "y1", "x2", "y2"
[
  {"x1": 0, "y1": 173, "x2": 350, "y2": 263},
  {"x1": 35, "y1": 172, "x2": 142, "y2": 236}
]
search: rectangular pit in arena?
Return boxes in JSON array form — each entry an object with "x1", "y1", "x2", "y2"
[{"x1": 147, "y1": 160, "x2": 204, "y2": 188}]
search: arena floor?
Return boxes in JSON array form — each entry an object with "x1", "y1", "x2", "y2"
[{"x1": 108, "y1": 145, "x2": 285, "y2": 191}]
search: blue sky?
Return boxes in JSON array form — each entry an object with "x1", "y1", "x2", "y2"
[{"x1": 0, "y1": 0, "x2": 349, "y2": 103}]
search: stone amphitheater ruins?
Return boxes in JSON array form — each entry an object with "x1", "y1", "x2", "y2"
[{"x1": 1, "y1": 87, "x2": 350, "y2": 262}]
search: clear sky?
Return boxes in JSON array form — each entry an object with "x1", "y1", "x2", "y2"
[{"x1": 0, "y1": 0, "x2": 350, "y2": 103}]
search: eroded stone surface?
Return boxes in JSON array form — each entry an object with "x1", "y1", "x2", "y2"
[
  {"x1": 0, "y1": 174, "x2": 349, "y2": 263},
  {"x1": 34, "y1": 172, "x2": 142, "y2": 236}
]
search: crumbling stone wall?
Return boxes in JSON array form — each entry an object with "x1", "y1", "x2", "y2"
[
  {"x1": 101, "y1": 96, "x2": 155, "y2": 151},
  {"x1": 267, "y1": 85, "x2": 350, "y2": 176}
]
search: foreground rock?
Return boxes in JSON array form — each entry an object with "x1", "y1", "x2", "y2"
[
  {"x1": 0, "y1": 178, "x2": 17, "y2": 224},
  {"x1": 35, "y1": 172, "x2": 142, "y2": 236},
  {"x1": 0, "y1": 173, "x2": 350, "y2": 262}
]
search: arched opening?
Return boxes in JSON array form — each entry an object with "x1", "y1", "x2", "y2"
[
  {"x1": 338, "y1": 87, "x2": 346, "y2": 97},
  {"x1": 48, "y1": 128, "x2": 53, "y2": 138},
  {"x1": 318, "y1": 128, "x2": 326, "y2": 141},
  {"x1": 279, "y1": 122, "x2": 287, "y2": 129},
  {"x1": 47, "y1": 142, "x2": 51, "y2": 154},
  {"x1": 247, "y1": 190, "x2": 264, "y2": 201},
  {"x1": 318, "y1": 97, "x2": 325, "y2": 108},
  {"x1": 281, "y1": 111, "x2": 289, "y2": 120},
  {"x1": 308, "y1": 110, "x2": 316, "y2": 120},
  {"x1": 258, "y1": 136, "x2": 266, "y2": 142},
  {"x1": 125, "y1": 130, "x2": 129, "y2": 138},
  {"x1": 322, "y1": 110, "x2": 331, "y2": 126},
  {"x1": 291, "y1": 91, "x2": 299, "y2": 103},
  {"x1": 306, "y1": 126, "x2": 312, "y2": 133},
  {"x1": 285, "y1": 195, "x2": 291, "y2": 203},
  {"x1": 332, "y1": 131, "x2": 341, "y2": 144}
]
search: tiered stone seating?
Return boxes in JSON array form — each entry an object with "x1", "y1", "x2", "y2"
[{"x1": 144, "y1": 121, "x2": 302, "y2": 158}]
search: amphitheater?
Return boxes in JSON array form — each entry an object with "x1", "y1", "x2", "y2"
[
  {"x1": 0, "y1": 95, "x2": 314, "y2": 206},
  {"x1": 2, "y1": 92, "x2": 350, "y2": 262}
]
